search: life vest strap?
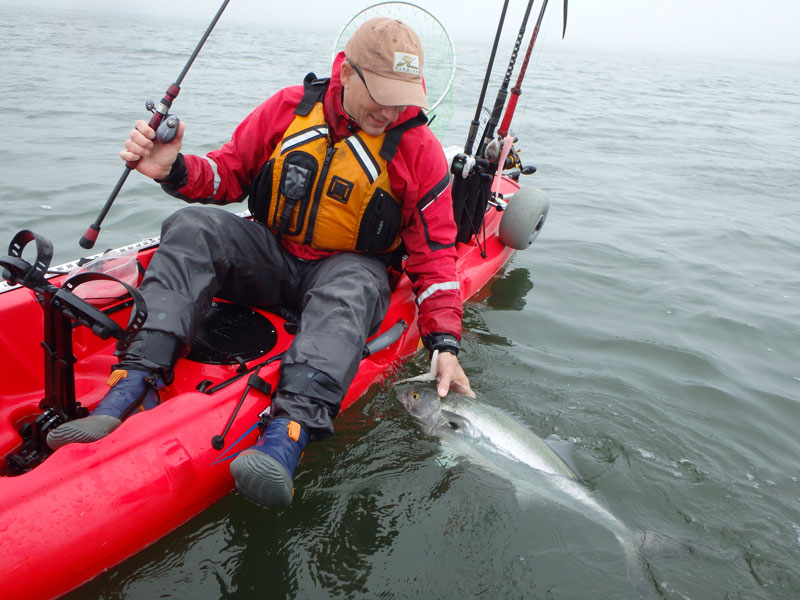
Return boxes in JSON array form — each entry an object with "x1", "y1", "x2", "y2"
[
  {"x1": 380, "y1": 110, "x2": 428, "y2": 161},
  {"x1": 295, "y1": 73, "x2": 330, "y2": 116}
]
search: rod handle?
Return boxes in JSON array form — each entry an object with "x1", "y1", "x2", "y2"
[{"x1": 79, "y1": 224, "x2": 101, "y2": 249}]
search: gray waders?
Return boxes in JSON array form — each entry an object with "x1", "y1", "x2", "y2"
[{"x1": 123, "y1": 205, "x2": 391, "y2": 441}]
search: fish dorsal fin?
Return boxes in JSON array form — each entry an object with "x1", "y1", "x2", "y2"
[
  {"x1": 544, "y1": 434, "x2": 581, "y2": 479},
  {"x1": 439, "y1": 409, "x2": 479, "y2": 438}
]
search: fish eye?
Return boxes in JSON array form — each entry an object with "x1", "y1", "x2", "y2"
[
  {"x1": 412, "y1": 392, "x2": 419, "y2": 399},
  {"x1": 448, "y1": 421, "x2": 460, "y2": 430}
]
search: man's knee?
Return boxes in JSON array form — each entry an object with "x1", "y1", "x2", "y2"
[{"x1": 162, "y1": 205, "x2": 208, "y2": 230}]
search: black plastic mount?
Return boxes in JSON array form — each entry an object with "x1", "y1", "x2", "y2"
[{"x1": 1, "y1": 230, "x2": 147, "y2": 475}]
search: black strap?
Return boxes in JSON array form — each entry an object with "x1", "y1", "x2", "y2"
[
  {"x1": 2, "y1": 229, "x2": 53, "y2": 290},
  {"x1": 60, "y1": 271, "x2": 148, "y2": 353},
  {"x1": 294, "y1": 73, "x2": 330, "y2": 116},
  {"x1": 275, "y1": 198, "x2": 297, "y2": 240},
  {"x1": 247, "y1": 373, "x2": 271, "y2": 396},
  {"x1": 379, "y1": 110, "x2": 428, "y2": 161}
]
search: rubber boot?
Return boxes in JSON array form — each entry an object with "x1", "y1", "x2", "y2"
[
  {"x1": 230, "y1": 418, "x2": 309, "y2": 508},
  {"x1": 46, "y1": 369, "x2": 163, "y2": 450}
]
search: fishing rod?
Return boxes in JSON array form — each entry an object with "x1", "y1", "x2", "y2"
[
  {"x1": 475, "y1": 0, "x2": 537, "y2": 159},
  {"x1": 497, "y1": 0, "x2": 568, "y2": 139},
  {"x1": 463, "y1": 0, "x2": 510, "y2": 156},
  {"x1": 477, "y1": 0, "x2": 569, "y2": 159},
  {"x1": 79, "y1": 0, "x2": 231, "y2": 250}
]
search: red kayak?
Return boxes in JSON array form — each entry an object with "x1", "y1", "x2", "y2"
[{"x1": 0, "y1": 168, "x2": 547, "y2": 599}]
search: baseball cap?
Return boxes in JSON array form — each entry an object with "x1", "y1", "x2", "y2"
[{"x1": 344, "y1": 17, "x2": 429, "y2": 109}]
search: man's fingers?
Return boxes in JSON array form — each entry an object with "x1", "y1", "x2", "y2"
[
  {"x1": 134, "y1": 120, "x2": 156, "y2": 139},
  {"x1": 451, "y1": 379, "x2": 476, "y2": 398},
  {"x1": 437, "y1": 372, "x2": 452, "y2": 398},
  {"x1": 434, "y1": 351, "x2": 475, "y2": 399},
  {"x1": 130, "y1": 129, "x2": 154, "y2": 151},
  {"x1": 120, "y1": 149, "x2": 142, "y2": 162},
  {"x1": 124, "y1": 138, "x2": 150, "y2": 158}
]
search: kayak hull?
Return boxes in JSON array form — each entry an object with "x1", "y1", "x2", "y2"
[{"x1": 0, "y1": 200, "x2": 517, "y2": 599}]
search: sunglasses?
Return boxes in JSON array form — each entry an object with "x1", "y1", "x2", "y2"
[{"x1": 346, "y1": 59, "x2": 382, "y2": 104}]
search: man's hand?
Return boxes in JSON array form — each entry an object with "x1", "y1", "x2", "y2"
[
  {"x1": 435, "y1": 351, "x2": 474, "y2": 398},
  {"x1": 120, "y1": 119, "x2": 185, "y2": 181}
]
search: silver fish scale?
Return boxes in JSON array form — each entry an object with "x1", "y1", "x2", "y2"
[{"x1": 436, "y1": 394, "x2": 576, "y2": 480}]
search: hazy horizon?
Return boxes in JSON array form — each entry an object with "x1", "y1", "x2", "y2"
[{"x1": 1, "y1": 0, "x2": 798, "y2": 64}]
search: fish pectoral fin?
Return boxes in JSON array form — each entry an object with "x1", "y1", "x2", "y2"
[
  {"x1": 439, "y1": 410, "x2": 479, "y2": 438},
  {"x1": 544, "y1": 434, "x2": 582, "y2": 479}
]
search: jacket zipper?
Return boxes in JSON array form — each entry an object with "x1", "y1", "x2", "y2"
[{"x1": 304, "y1": 144, "x2": 338, "y2": 245}]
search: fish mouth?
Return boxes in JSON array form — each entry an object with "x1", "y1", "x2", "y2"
[{"x1": 397, "y1": 390, "x2": 415, "y2": 410}]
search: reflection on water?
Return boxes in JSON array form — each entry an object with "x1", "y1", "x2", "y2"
[{"x1": 486, "y1": 267, "x2": 535, "y2": 311}]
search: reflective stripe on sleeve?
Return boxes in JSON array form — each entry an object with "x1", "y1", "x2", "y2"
[
  {"x1": 417, "y1": 280, "x2": 460, "y2": 305},
  {"x1": 419, "y1": 196, "x2": 437, "y2": 212},
  {"x1": 204, "y1": 157, "x2": 221, "y2": 195}
]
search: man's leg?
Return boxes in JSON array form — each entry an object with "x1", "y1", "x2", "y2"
[
  {"x1": 277, "y1": 252, "x2": 392, "y2": 439},
  {"x1": 230, "y1": 252, "x2": 391, "y2": 507},
  {"x1": 133, "y1": 206, "x2": 299, "y2": 349},
  {"x1": 48, "y1": 206, "x2": 297, "y2": 449}
]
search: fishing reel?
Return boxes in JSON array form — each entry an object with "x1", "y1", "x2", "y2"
[
  {"x1": 145, "y1": 100, "x2": 181, "y2": 143},
  {"x1": 450, "y1": 153, "x2": 490, "y2": 181},
  {"x1": 484, "y1": 136, "x2": 536, "y2": 180}
]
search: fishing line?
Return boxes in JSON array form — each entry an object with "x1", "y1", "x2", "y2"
[{"x1": 210, "y1": 420, "x2": 260, "y2": 465}]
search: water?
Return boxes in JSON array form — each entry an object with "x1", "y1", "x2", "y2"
[{"x1": 2, "y1": 5, "x2": 800, "y2": 599}]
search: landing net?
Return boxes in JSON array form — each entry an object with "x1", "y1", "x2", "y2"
[{"x1": 332, "y1": 1, "x2": 456, "y2": 139}]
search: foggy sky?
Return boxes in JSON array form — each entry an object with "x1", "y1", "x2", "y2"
[{"x1": 2, "y1": 0, "x2": 798, "y2": 62}]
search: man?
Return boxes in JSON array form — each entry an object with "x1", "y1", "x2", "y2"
[{"x1": 47, "y1": 17, "x2": 473, "y2": 508}]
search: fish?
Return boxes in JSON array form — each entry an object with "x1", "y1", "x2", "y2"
[{"x1": 397, "y1": 386, "x2": 656, "y2": 598}]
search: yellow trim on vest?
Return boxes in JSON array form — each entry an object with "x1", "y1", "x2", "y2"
[{"x1": 265, "y1": 103, "x2": 402, "y2": 253}]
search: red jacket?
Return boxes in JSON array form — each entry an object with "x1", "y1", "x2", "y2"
[{"x1": 173, "y1": 53, "x2": 461, "y2": 340}]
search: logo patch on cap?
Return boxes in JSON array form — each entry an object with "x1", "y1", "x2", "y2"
[{"x1": 393, "y1": 52, "x2": 420, "y2": 75}]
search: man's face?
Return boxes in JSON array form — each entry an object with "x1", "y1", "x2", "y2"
[{"x1": 341, "y1": 61, "x2": 408, "y2": 136}]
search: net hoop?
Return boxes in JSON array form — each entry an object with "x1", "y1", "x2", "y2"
[{"x1": 332, "y1": 2, "x2": 456, "y2": 114}]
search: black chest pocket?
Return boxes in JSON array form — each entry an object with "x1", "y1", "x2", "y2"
[
  {"x1": 249, "y1": 159, "x2": 274, "y2": 224},
  {"x1": 356, "y1": 187, "x2": 401, "y2": 253},
  {"x1": 275, "y1": 151, "x2": 318, "y2": 236}
]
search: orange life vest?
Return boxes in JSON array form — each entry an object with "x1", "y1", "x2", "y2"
[{"x1": 248, "y1": 75, "x2": 426, "y2": 254}]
